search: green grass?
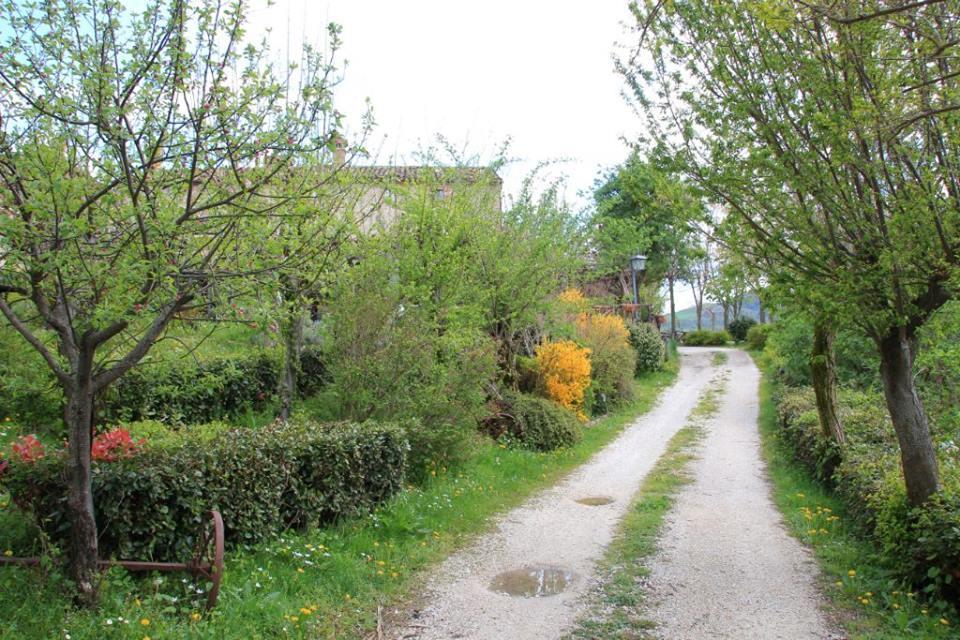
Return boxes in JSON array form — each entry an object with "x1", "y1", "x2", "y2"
[
  {"x1": 566, "y1": 376, "x2": 723, "y2": 639},
  {"x1": 711, "y1": 350, "x2": 728, "y2": 366},
  {"x1": 0, "y1": 367, "x2": 678, "y2": 639},
  {"x1": 754, "y1": 363, "x2": 957, "y2": 639}
]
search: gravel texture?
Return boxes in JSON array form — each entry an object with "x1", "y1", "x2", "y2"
[
  {"x1": 646, "y1": 348, "x2": 838, "y2": 639},
  {"x1": 389, "y1": 348, "x2": 718, "y2": 640}
]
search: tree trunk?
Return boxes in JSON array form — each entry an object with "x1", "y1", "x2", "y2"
[
  {"x1": 810, "y1": 320, "x2": 845, "y2": 446},
  {"x1": 877, "y1": 326, "x2": 940, "y2": 506},
  {"x1": 668, "y1": 272, "x2": 677, "y2": 339},
  {"x1": 722, "y1": 304, "x2": 729, "y2": 328},
  {"x1": 279, "y1": 309, "x2": 304, "y2": 422},
  {"x1": 759, "y1": 300, "x2": 766, "y2": 324},
  {"x1": 64, "y1": 379, "x2": 100, "y2": 606}
]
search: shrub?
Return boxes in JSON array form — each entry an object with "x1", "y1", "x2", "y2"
[
  {"x1": 628, "y1": 321, "x2": 665, "y2": 374},
  {"x1": 534, "y1": 339, "x2": 592, "y2": 420},
  {"x1": 400, "y1": 418, "x2": 475, "y2": 485},
  {"x1": 102, "y1": 353, "x2": 280, "y2": 425},
  {"x1": 682, "y1": 330, "x2": 731, "y2": 346},
  {"x1": 746, "y1": 323, "x2": 773, "y2": 350},
  {"x1": 727, "y1": 317, "x2": 757, "y2": 342},
  {"x1": 297, "y1": 346, "x2": 329, "y2": 396},
  {"x1": 497, "y1": 391, "x2": 582, "y2": 451},
  {"x1": 0, "y1": 325, "x2": 63, "y2": 429},
  {"x1": 4, "y1": 420, "x2": 408, "y2": 561},
  {"x1": 775, "y1": 384, "x2": 960, "y2": 602},
  {"x1": 575, "y1": 313, "x2": 637, "y2": 413}
]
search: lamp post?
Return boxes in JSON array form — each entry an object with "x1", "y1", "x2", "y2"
[{"x1": 629, "y1": 253, "x2": 647, "y2": 321}]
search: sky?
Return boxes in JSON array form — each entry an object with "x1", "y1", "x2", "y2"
[{"x1": 246, "y1": 0, "x2": 643, "y2": 211}]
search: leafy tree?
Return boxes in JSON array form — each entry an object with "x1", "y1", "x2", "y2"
[
  {"x1": 625, "y1": 0, "x2": 960, "y2": 504},
  {"x1": 592, "y1": 154, "x2": 704, "y2": 336},
  {"x1": 0, "y1": 0, "x2": 346, "y2": 601}
]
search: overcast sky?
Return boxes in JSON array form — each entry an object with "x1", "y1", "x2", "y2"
[{"x1": 247, "y1": 0, "x2": 642, "y2": 211}]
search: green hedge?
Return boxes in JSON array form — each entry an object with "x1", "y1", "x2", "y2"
[
  {"x1": 628, "y1": 321, "x2": 665, "y2": 374},
  {"x1": 746, "y1": 323, "x2": 773, "y2": 351},
  {"x1": 775, "y1": 386, "x2": 960, "y2": 602},
  {"x1": 102, "y1": 349, "x2": 328, "y2": 425},
  {"x1": 494, "y1": 391, "x2": 582, "y2": 452},
  {"x1": 3, "y1": 420, "x2": 407, "y2": 561},
  {"x1": 682, "y1": 330, "x2": 731, "y2": 346}
]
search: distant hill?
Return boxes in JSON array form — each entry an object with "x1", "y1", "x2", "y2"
[{"x1": 668, "y1": 294, "x2": 764, "y2": 331}]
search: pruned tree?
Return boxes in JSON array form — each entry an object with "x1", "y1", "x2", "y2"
[
  {"x1": 625, "y1": 0, "x2": 960, "y2": 504},
  {"x1": 0, "y1": 0, "x2": 348, "y2": 602}
]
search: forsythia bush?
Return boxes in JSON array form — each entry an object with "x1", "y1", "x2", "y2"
[
  {"x1": 575, "y1": 313, "x2": 637, "y2": 413},
  {"x1": 534, "y1": 339, "x2": 591, "y2": 420}
]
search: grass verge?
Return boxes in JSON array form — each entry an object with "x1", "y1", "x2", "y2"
[
  {"x1": 0, "y1": 366, "x2": 678, "y2": 640},
  {"x1": 754, "y1": 362, "x2": 956, "y2": 639},
  {"x1": 565, "y1": 376, "x2": 723, "y2": 639}
]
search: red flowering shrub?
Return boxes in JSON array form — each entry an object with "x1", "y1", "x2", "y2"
[
  {"x1": 91, "y1": 428, "x2": 145, "y2": 462},
  {"x1": 11, "y1": 434, "x2": 45, "y2": 463}
]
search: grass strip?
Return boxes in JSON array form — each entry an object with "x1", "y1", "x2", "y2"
[
  {"x1": 753, "y1": 358, "x2": 956, "y2": 639},
  {"x1": 565, "y1": 376, "x2": 723, "y2": 639},
  {"x1": 0, "y1": 366, "x2": 678, "y2": 640}
]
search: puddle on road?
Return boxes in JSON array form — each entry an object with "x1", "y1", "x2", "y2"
[
  {"x1": 576, "y1": 496, "x2": 614, "y2": 506},
  {"x1": 489, "y1": 566, "x2": 574, "y2": 597}
]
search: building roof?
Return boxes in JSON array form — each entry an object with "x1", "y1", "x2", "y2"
[{"x1": 341, "y1": 165, "x2": 502, "y2": 185}]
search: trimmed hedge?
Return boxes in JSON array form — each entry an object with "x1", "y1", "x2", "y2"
[
  {"x1": 775, "y1": 386, "x2": 960, "y2": 602},
  {"x1": 488, "y1": 391, "x2": 582, "y2": 451},
  {"x1": 628, "y1": 321, "x2": 666, "y2": 374},
  {"x1": 746, "y1": 323, "x2": 773, "y2": 351},
  {"x1": 682, "y1": 329, "x2": 731, "y2": 346},
  {"x1": 3, "y1": 419, "x2": 407, "y2": 561},
  {"x1": 102, "y1": 349, "x2": 328, "y2": 425}
]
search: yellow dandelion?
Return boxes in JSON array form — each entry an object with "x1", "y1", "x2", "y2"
[
  {"x1": 190, "y1": 612, "x2": 201, "y2": 622},
  {"x1": 847, "y1": 570, "x2": 856, "y2": 577},
  {"x1": 299, "y1": 608, "x2": 311, "y2": 615},
  {"x1": 297, "y1": 567, "x2": 304, "y2": 573},
  {"x1": 3, "y1": 550, "x2": 12, "y2": 557},
  {"x1": 290, "y1": 616, "x2": 299, "y2": 623},
  {"x1": 140, "y1": 619, "x2": 150, "y2": 626},
  {"x1": 940, "y1": 618, "x2": 950, "y2": 626}
]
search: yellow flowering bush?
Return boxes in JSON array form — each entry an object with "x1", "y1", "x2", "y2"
[
  {"x1": 534, "y1": 339, "x2": 591, "y2": 421},
  {"x1": 575, "y1": 313, "x2": 636, "y2": 413}
]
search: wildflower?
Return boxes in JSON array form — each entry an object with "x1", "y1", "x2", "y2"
[
  {"x1": 344, "y1": 594, "x2": 351, "y2": 601},
  {"x1": 847, "y1": 570, "x2": 856, "y2": 577},
  {"x1": 796, "y1": 492, "x2": 805, "y2": 498},
  {"x1": 834, "y1": 581, "x2": 842, "y2": 587},
  {"x1": 892, "y1": 603, "x2": 900, "y2": 609},
  {"x1": 3, "y1": 550, "x2": 12, "y2": 557},
  {"x1": 140, "y1": 619, "x2": 150, "y2": 626},
  {"x1": 940, "y1": 618, "x2": 950, "y2": 626},
  {"x1": 190, "y1": 612, "x2": 201, "y2": 622},
  {"x1": 299, "y1": 607, "x2": 311, "y2": 615},
  {"x1": 290, "y1": 616, "x2": 299, "y2": 622},
  {"x1": 296, "y1": 567, "x2": 304, "y2": 574}
]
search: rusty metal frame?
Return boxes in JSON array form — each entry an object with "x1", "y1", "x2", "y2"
[{"x1": 1, "y1": 509, "x2": 224, "y2": 610}]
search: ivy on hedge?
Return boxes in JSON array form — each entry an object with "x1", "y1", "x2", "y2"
[{"x1": 4, "y1": 419, "x2": 407, "y2": 561}]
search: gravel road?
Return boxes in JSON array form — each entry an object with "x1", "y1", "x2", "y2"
[
  {"x1": 389, "y1": 348, "x2": 717, "y2": 640},
  {"x1": 645, "y1": 348, "x2": 837, "y2": 639},
  {"x1": 389, "y1": 348, "x2": 837, "y2": 640}
]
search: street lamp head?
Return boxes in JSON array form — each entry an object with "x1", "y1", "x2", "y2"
[{"x1": 629, "y1": 254, "x2": 648, "y2": 272}]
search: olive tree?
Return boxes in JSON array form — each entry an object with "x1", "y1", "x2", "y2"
[
  {"x1": 0, "y1": 0, "x2": 346, "y2": 602},
  {"x1": 625, "y1": 0, "x2": 959, "y2": 504}
]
